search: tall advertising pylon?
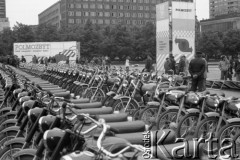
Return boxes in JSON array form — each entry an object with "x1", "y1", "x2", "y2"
[{"x1": 156, "y1": 0, "x2": 196, "y2": 72}]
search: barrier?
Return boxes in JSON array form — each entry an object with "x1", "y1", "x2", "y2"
[{"x1": 207, "y1": 79, "x2": 240, "y2": 91}]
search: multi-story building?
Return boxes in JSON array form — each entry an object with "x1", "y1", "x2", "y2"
[
  {"x1": 38, "y1": 1, "x2": 61, "y2": 28},
  {"x1": 210, "y1": 0, "x2": 240, "y2": 19},
  {"x1": 60, "y1": 0, "x2": 163, "y2": 26},
  {"x1": 200, "y1": 14, "x2": 240, "y2": 33},
  {"x1": 0, "y1": 0, "x2": 9, "y2": 32},
  {"x1": 39, "y1": 0, "x2": 165, "y2": 28}
]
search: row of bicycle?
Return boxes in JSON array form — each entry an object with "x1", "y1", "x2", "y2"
[
  {"x1": 2, "y1": 63, "x2": 240, "y2": 159},
  {"x1": 0, "y1": 65, "x2": 199, "y2": 160},
  {"x1": 22, "y1": 63, "x2": 240, "y2": 145}
]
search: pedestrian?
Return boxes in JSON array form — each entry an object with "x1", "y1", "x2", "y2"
[
  {"x1": 66, "y1": 56, "x2": 69, "y2": 64},
  {"x1": 44, "y1": 57, "x2": 48, "y2": 66},
  {"x1": 178, "y1": 55, "x2": 186, "y2": 74},
  {"x1": 105, "y1": 56, "x2": 111, "y2": 71},
  {"x1": 189, "y1": 51, "x2": 206, "y2": 92},
  {"x1": 234, "y1": 56, "x2": 240, "y2": 81},
  {"x1": 219, "y1": 55, "x2": 230, "y2": 81},
  {"x1": 144, "y1": 55, "x2": 153, "y2": 72},
  {"x1": 32, "y1": 55, "x2": 37, "y2": 64},
  {"x1": 228, "y1": 55, "x2": 234, "y2": 81},
  {"x1": 202, "y1": 53, "x2": 208, "y2": 91},
  {"x1": 164, "y1": 58, "x2": 172, "y2": 74},
  {"x1": 40, "y1": 57, "x2": 44, "y2": 64},
  {"x1": 76, "y1": 55, "x2": 80, "y2": 64},
  {"x1": 169, "y1": 54, "x2": 176, "y2": 74},
  {"x1": 21, "y1": 56, "x2": 26, "y2": 63},
  {"x1": 125, "y1": 57, "x2": 130, "y2": 73}
]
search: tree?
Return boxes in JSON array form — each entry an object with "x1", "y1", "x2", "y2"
[
  {"x1": 222, "y1": 29, "x2": 240, "y2": 57},
  {"x1": 13, "y1": 22, "x2": 35, "y2": 42},
  {"x1": 35, "y1": 24, "x2": 60, "y2": 42},
  {"x1": 0, "y1": 28, "x2": 15, "y2": 55},
  {"x1": 197, "y1": 31, "x2": 223, "y2": 60}
]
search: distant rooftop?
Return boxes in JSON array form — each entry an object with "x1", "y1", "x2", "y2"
[{"x1": 201, "y1": 13, "x2": 240, "y2": 22}]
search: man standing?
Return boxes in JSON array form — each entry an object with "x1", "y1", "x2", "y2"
[
  {"x1": 164, "y1": 58, "x2": 171, "y2": 74},
  {"x1": 169, "y1": 54, "x2": 176, "y2": 74},
  {"x1": 219, "y1": 55, "x2": 230, "y2": 80},
  {"x1": 189, "y1": 51, "x2": 206, "y2": 92},
  {"x1": 202, "y1": 53, "x2": 208, "y2": 91},
  {"x1": 234, "y1": 56, "x2": 240, "y2": 81}
]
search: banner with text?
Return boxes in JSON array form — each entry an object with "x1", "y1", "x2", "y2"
[
  {"x1": 156, "y1": 2, "x2": 170, "y2": 72},
  {"x1": 14, "y1": 41, "x2": 80, "y2": 63},
  {"x1": 172, "y1": 1, "x2": 196, "y2": 62}
]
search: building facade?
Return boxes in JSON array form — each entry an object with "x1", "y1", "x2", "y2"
[
  {"x1": 200, "y1": 14, "x2": 240, "y2": 33},
  {"x1": 210, "y1": 0, "x2": 240, "y2": 19},
  {"x1": 60, "y1": 0, "x2": 163, "y2": 26},
  {"x1": 0, "y1": 0, "x2": 9, "y2": 32},
  {"x1": 38, "y1": 1, "x2": 61, "y2": 28}
]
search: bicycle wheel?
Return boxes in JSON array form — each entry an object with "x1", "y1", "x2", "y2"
[
  {"x1": 156, "y1": 109, "x2": 184, "y2": 130},
  {"x1": 176, "y1": 113, "x2": 200, "y2": 139},
  {"x1": 112, "y1": 98, "x2": 138, "y2": 116},
  {"x1": 194, "y1": 117, "x2": 219, "y2": 139},
  {"x1": 139, "y1": 106, "x2": 159, "y2": 127},
  {"x1": 217, "y1": 123, "x2": 240, "y2": 149}
]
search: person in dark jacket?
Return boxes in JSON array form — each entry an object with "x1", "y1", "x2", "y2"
[
  {"x1": 169, "y1": 54, "x2": 176, "y2": 74},
  {"x1": 164, "y1": 58, "x2": 172, "y2": 74},
  {"x1": 21, "y1": 56, "x2": 26, "y2": 63},
  {"x1": 145, "y1": 55, "x2": 153, "y2": 72},
  {"x1": 189, "y1": 51, "x2": 206, "y2": 92}
]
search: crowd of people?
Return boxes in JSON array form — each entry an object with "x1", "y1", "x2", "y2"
[{"x1": 219, "y1": 55, "x2": 240, "y2": 81}]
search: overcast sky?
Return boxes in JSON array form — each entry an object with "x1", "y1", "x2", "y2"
[{"x1": 6, "y1": 0, "x2": 209, "y2": 28}]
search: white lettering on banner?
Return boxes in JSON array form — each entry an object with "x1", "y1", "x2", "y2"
[
  {"x1": 175, "y1": 9, "x2": 192, "y2": 12},
  {"x1": 14, "y1": 44, "x2": 51, "y2": 51}
]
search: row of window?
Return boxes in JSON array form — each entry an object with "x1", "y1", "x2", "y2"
[
  {"x1": 74, "y1": 0, "x2": 159, "y2": 3},
  {"x1": 39, "y1": 9, "x2": 59, "y2": 22},
  {"x1": 68, "y1": 11, "x2": 155, "y2": 18},
  {"x1": 68, "y1": 18, "x2": 155, "y2": 25},
  {"x1": 68, "y1": 3, "x2": 156, "y2": 10}
]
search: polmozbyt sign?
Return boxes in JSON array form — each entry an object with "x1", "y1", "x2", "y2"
[{"x1": 14, "y1": 43, "x2": 51, "y2": 53}]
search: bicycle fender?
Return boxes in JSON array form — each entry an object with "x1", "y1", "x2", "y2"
[
  {"x1": 226, "y1": 118, "x2": 240, "y2": 124},
  {"x1": 106, "y1": 91, "x2": 116, "y2": 97},
  {"x1": 205, "y1": 112, "x2": 220, "y2": 118},
  {"x1": 0, "y1": 107, "x2": 12, "y2": 113},
  {"x1": 4, "y1": 137, "x2": 25, "y2": 147},
  {"x1": 186, "y1": 108, "x2": 200, "y2": 114},
  {"x1": 0, "y1": 126, "x2": 20, "y2": 135},
  {"x1": 13, "y1": 149, "x2": 37, "y2": 158},
  {"x1": 4, "y1": 111, "x2": 17, "y2": 117},
  {"x1": 113, "y1": 96, "x2": 129, "y2": 100},
  {"x1": 165, "y1": 106, "x2": 179, "y2": 110},
  {"x1": 1, "y1": 118, "x2": 18, "y2": 126}
]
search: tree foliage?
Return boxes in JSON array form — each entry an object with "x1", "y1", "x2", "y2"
[{"x1": 0, "y1": 20, "x2": 239, "y2": 61}]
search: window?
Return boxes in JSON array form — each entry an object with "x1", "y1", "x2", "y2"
[
  {"x1": 68, "y1": 4, "x2": 74, "y2": 8},
  {"x1": 105, "y1": 4, "x2": 110, "y2": 9},
  {"x1": 68, "y1": 11, "x2": 74, "y2": 16},
  {"x1": 118, "y1": 13, "x2": 124, "y2": 17},
  {"x1": 90, "y1": 4, "x2": 95, "y2": 9},
  {"x1": 83, "y1": 12, "x2": 89, "y2": 16},
  {"x1": 144, "y1": 6, "x2": 149, "y2": 10},
  {"x1": 97, "y1": 4, "x2": 103, "y2": 9},
  {"x1": 138, "y1": 6, "x2": 143, "y2": 10},
  {"x1": 92, "y1": 19, "x2": 97, "y2": 24},
  {"x1": 119, "y1": 5, "x2": 124, "y2": 9},
  {"x1": 83, "y1": 4, "x2": 88, "y2": 8},
  {"x1": 144, "y1": 13, "x2": 149, "y2": 18},
  {"x1": 76, "y1": 4, "x2": 81, "y2": 8},
  {"x1": 111, "y1": 19, "x2": 117, "y2": 24},
  {"x1": 76, "y1": 11, "x2": 82, "y2": 16},
  {"x1": 111, "y1": 12, "x2": 117, "y2": 17},
  {"x1": 118, "y1": 0, "x2": 124, "y2": 2},
  {"x1": 138, "y1": 13, "x2": 143, "y2": 17},
  {"x1": 105, "y1": 19, "x2": 110, "y2": 24},
  {"x1": 104, "y1": 12, "x2": 110, "y2": 17},
  {"x1": 132, "y1": 13, "x2": 137, "y2": 17},
  {"x1": 126, "y1": 20, "x2": 131, "y2": 24},
  {"x1": 97, "y1": 12, "x2": 103, "y2": 16},
  {"x1": 111, "y1": 5, "x2": 117, "y2": 9},
  {"x1": 125, "y1": 13, "x2": 131, "y2": 17},
  {"x1": 68, "y1": 19, "x2": 74, "y2": 23},
  {"x1": 76, "y1": 19, "x2": 81, "y2": 24},
  {"x1": 90, "y1": 12, "x2": 96, "y2": 16},
  {"x1": 98, "y1": 19, "x2": 104, "y2": 24}
]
